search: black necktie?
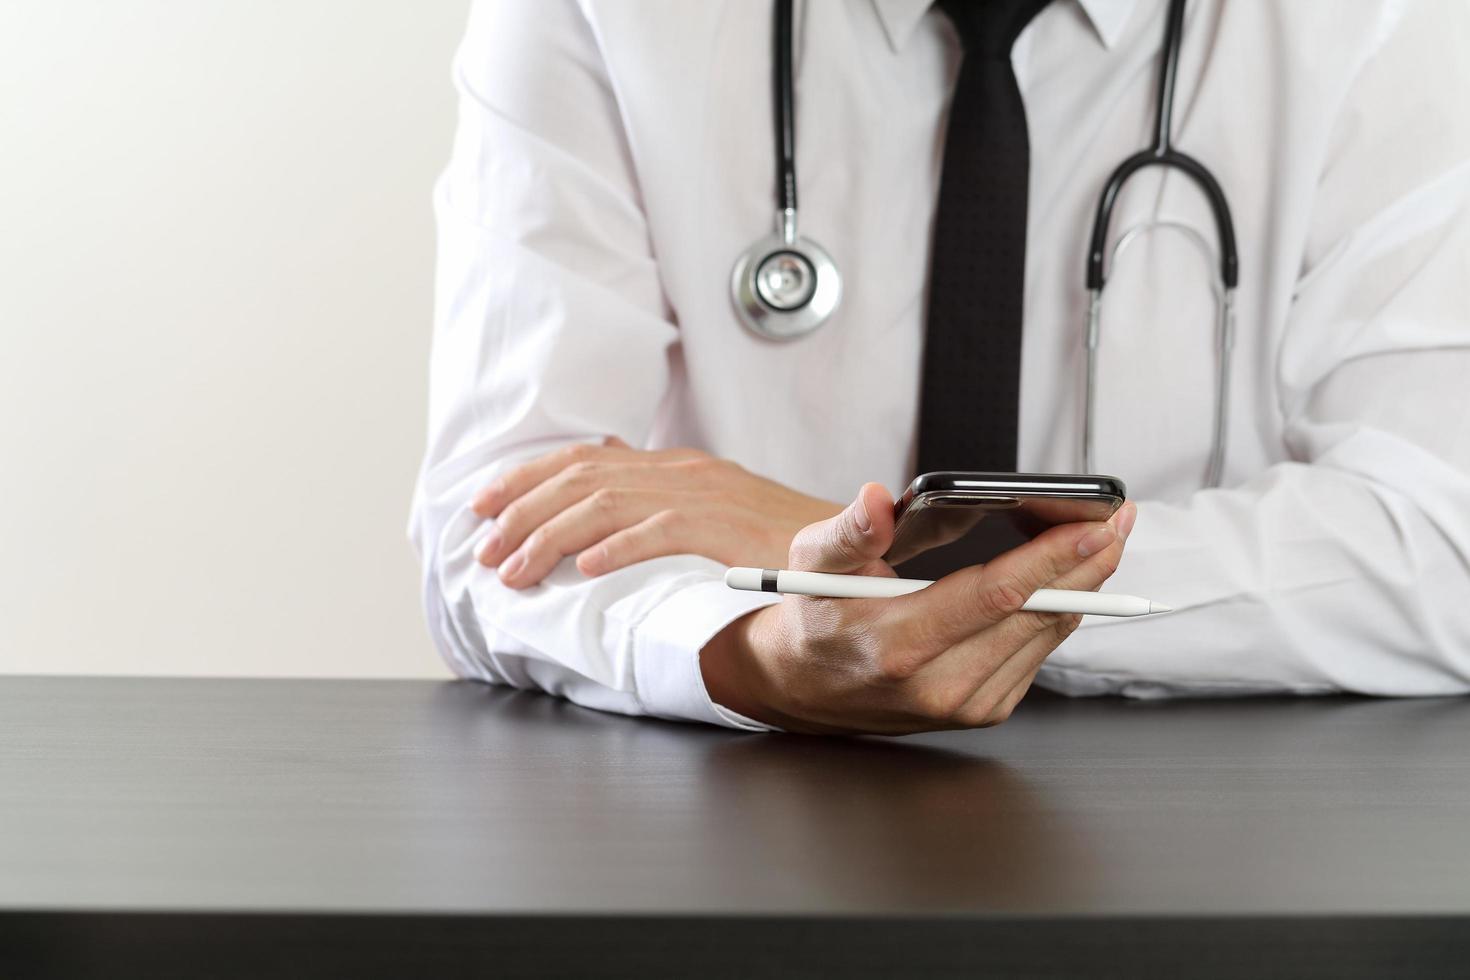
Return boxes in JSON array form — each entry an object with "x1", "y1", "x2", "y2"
[{"x1": 915, "y1": 0, "x2": 1052, "y2": 476}]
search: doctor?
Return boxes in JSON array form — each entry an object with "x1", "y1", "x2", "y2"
[{"x1": 411, "y1": 0, "x2": 1470, "y2": 733}]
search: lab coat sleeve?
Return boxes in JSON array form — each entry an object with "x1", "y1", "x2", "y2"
[
  {"x1": 1041, "y1": 0, "x2": 1470, "y2": 698},
  {"x1": 409, "y1": 0, "x2": 780, "y2": 728}
]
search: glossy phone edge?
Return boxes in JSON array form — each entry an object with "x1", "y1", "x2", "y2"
[{"x1": 893, "y1": 472, "x2": 1127, "y2": 524}]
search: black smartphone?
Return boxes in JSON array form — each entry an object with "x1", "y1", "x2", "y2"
[{"x1": 883, "y1": 472, "x2": 1127, "y2": 579}]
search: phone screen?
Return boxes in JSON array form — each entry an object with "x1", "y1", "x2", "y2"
[{"x1": 884, "y1": 473, "x2": 1125, "y2": 580}]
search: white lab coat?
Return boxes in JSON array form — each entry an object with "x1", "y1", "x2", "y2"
[{"x1": 411, "y1": 0, "x2": 1470, "y2": 728}]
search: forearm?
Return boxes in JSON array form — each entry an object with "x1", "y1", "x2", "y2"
[
  {"x1": 1044, "y1": 447, "x2": 1470, "y2": 697},
  {"x1": 415, "y1": 453, "x2": 784, "y2": 725}
]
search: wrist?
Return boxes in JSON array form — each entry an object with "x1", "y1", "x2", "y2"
[{"x1": 700, "y1": 605, "x2": 785, "y2": 728}]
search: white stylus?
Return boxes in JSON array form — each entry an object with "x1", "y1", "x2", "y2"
[{"x1": 725, "y1": 567, "x2": 1172, "y2": 617}]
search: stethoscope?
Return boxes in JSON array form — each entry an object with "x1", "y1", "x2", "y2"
[
  {"x1": 730, "y1": 0, "x2": 841, "y2": 340},
  {"x1": 731, "y1": 0, "x2": 1240, "y2": 487}
]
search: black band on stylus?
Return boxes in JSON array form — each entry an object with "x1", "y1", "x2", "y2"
[{"x1": 761, "y1": 569, "x2": 779, "y2": 593}]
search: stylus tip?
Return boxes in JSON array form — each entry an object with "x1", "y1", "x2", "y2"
[{"x1": 1148, "y1": 602, "x2": 1174, "y2": 614}]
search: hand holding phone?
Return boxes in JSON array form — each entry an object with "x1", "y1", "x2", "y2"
[{"x1": 700, "y1": 481, "x2": 1134, "y2": 734}]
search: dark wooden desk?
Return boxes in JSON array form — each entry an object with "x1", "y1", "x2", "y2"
[{"x1": 1, "y1": 677, "x2": 1466, "y2": 978}]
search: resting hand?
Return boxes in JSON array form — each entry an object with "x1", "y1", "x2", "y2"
[
  {"x1": 700, "y1": 482, "x2": 1136, "y2": 735},
  {"x1": 472, "y1": 437, "x2": 843, "y2": 588}
]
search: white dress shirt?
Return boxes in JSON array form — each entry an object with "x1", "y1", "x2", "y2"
[{"x1": 410, "y1": 0, "x2": 1470, "y2": 728}]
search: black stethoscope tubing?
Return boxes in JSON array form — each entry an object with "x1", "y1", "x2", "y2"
[
  {"x1": 740, "y1": 0, "x2": 1240, "y2": 486},
  {"x1": 1086, "y1": 0, "x2": 1238, "y2": 291},
  {"x1": 754, "y1": 0, "x2": 1240, "y2": 308},
  {"x1": 773, "y1": 0, "x2": 797, "y2": 220},
  {"x1": 1082, "y1": 0, "x2": 1238, "y2": 486}
]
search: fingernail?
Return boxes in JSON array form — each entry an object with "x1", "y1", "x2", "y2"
[
  {"x1": 1076, "y1": 525, "x2": 1117, "y2": 557},
  {"x1": 498, "y1": 550, "x2": 525, "y2": 582},
  {"x1": 853, "y1": 494, "x2": 872, "y2": 533},
  {"x1": 477, "y1": 525, "x2": 502, "y2": 563},
  {"x1": 1117, "y1": 504, "x2": 1138, "y2": 542}
]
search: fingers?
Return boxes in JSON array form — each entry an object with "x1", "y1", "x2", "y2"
[
  {"x1": 896, "y1": 504, "x2": 1140, "y2": 727},
  {"x1": 881, "y1": 518, "x2": 1116, "y2": 651},
  {"x1": 494, "y1": 488, "x2": 674, "y2": 588},
  {"x1": 957, "y1": 660, "x2": 1044, "y2": 730},
  {"x1": 946, "y1": 612, "x2": 1079, "y2": 727},
  {"x1": 787, "y1": 482, "x2": 896, "y2": 574},
  {"x1": 476, "y1": 455, "x2": 674, "y2": 568},
  {"x1": 470, "y1": 441, "x2": 699, "y2": 520},
  {"x1": 1111, "y1": 501, "x2": 1138, "y2": 549},
  {"x1": 472, "y1": 443, "x2": 600, "y2": 520},
  {"x1": 577, "y1": 507, "x2": 697, "y2": 577},
  {"x1": 974, "y1": 506, "x2": 1133, "y2": 671}
]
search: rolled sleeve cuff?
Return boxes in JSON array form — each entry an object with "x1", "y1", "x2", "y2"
[{"x1": 632, "y1": 577, "x2": 783, "y2": 731}]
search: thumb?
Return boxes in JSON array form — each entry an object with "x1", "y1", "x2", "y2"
[
  {"x1": 788, "y1": 482, "x2": 895, "y2": 573},
  {"x1": 603, "y1": 434, "x2": 631, "y2": 449}
]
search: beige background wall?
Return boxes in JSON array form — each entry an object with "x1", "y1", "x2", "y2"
[{"x1": 0, "y1": 1, "x2": 471, "y2": 677}]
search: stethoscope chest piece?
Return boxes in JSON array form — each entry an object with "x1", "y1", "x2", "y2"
[
  {"x1": 732, "y1": 0, "x2": 841, "y2": 342},
  {"x1": 731, "y1": 231, "x2": 841, "y2": 340}
]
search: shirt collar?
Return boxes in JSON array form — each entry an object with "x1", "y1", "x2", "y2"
[{"x1": 871, "y1": 0, "x2": 1137, "y2": 53}]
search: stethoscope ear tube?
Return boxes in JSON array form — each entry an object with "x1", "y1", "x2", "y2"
[
  {"x1": 1086, "y1": 150, "x2": 1238, "y2": 291},
  {"x1": 1084, "y1": 222, "x2": 1235, "y2": 489},
  {"x1": 1081, "y1": 0, "x2": 1238, "y2": 487}
]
